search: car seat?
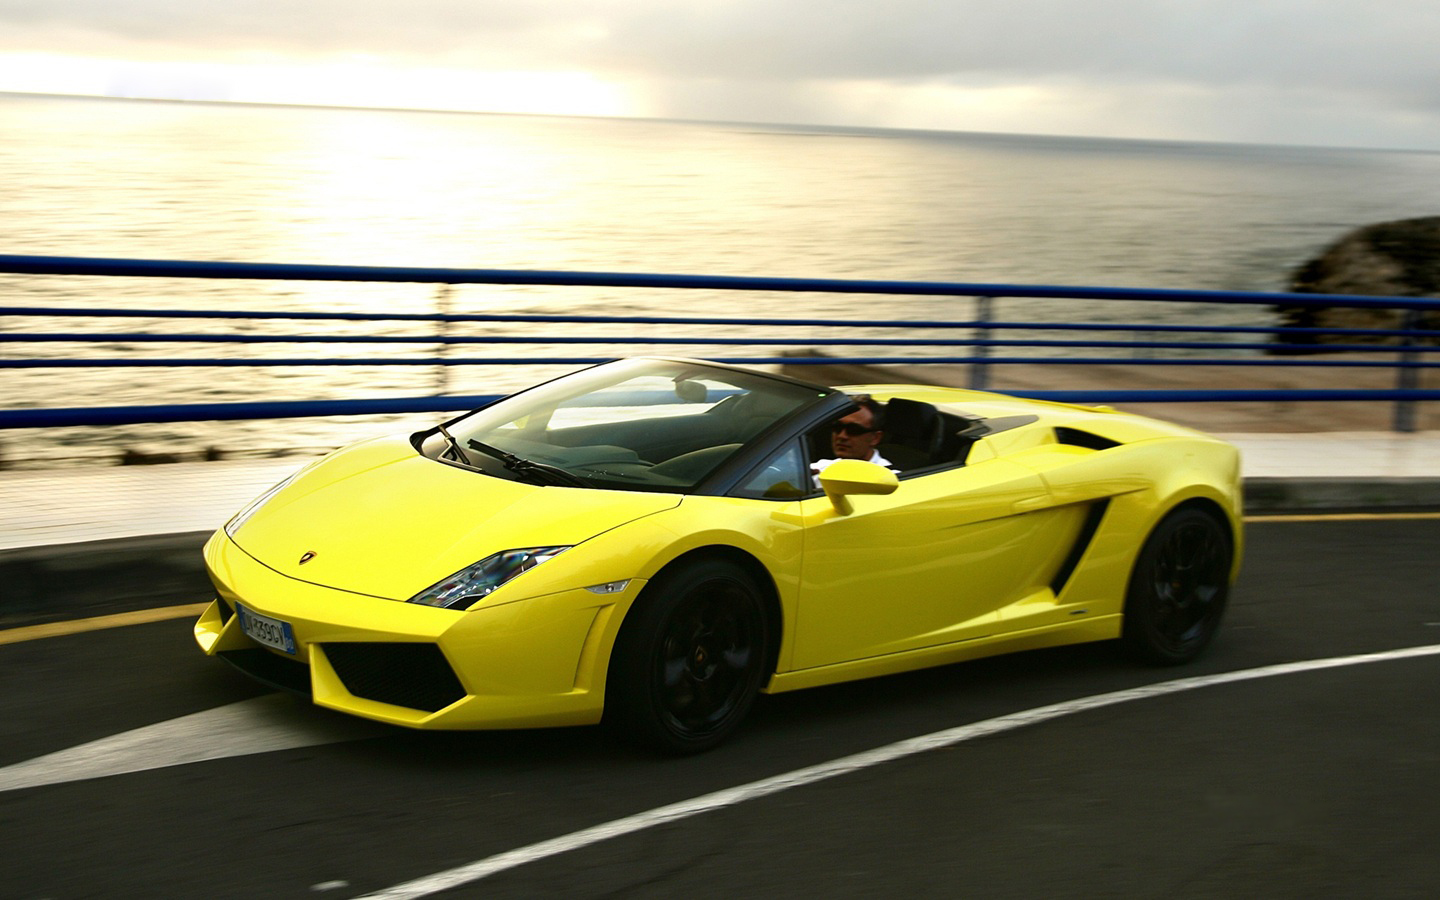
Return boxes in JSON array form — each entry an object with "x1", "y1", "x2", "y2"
[{"x1": 879, "y1": 398, "x2": 946, "y2": 470}]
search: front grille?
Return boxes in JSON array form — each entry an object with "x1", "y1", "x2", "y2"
[
  {"x1": 216, "y1": 598, "x2": 234, "y2": 625},
  {"x1": 322, "y1": 642, "x2": 466, "y2": 713},
  {"x1": 218, "y1": 648, "x2": 311, "y2": 696}
]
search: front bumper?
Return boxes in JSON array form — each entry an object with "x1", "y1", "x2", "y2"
[{"x1": 195, "y1": 532, "x2": 637, "y2": 729}]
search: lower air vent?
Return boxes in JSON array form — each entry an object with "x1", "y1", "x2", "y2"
[
  {"x1": 322, "y1": 642, "x2": 466, "y2": 713},
  {"x1": 218, "y1": 648, "x2": 311, "y2": 695}
]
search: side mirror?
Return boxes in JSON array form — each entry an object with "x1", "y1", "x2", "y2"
[{"x1": 817, "y1": 459, "x2": 899, "y2": 515}]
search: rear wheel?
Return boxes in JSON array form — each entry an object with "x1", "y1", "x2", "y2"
[
  {"x1": 1121, "y1": 507, "x2": 1232, "y2": 665},
  {"x1": 605, "y1": 559, "x2": 770, "y2": 754}
]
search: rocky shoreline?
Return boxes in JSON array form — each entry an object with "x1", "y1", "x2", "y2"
[{"x1": 1273, "y1": 215, "x2": 1440, "y2": 350}]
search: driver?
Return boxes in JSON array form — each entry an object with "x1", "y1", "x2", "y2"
[{"x1": 811, "y1": 394, "x2": 893, "y2": 484}]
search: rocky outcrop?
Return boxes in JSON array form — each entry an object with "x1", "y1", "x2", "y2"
[{"x1": 1273, "y1": 216, "x2": 1440, "y2": 351}]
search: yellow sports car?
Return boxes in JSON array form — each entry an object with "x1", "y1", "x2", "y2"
[{"x1": 195, "y1": 357, "x2": 1242, "y2": 753}]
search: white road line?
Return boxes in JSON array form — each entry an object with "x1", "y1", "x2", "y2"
[
  {"x1": 358, "y1": 642, "x2": 1440, "y2": 900},
  {"x1": 0, "y1": 693, "x2": 388, "y2": 794}
]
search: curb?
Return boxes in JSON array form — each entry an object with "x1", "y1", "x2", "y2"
[
  {"x1": 0, "y1": 532, "x2": 212, "y2": 629},
  {"x1": 1243, "y1": 477, "x2": 1440, "y2": 511}
]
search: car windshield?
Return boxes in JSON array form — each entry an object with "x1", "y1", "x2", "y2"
[{"x1": 432, "y1": 359, "x2": 832, "y2": 492}]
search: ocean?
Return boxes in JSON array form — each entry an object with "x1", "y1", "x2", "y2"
[{"x1": 3, "y1": 92, "x2": 1440, "y2": 466}]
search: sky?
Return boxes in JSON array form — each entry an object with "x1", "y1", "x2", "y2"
[{"x1": 3, "y1": 0, "x2": 1439, "y2": 150}]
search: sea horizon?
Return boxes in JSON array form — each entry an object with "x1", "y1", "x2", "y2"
[{"x1": 6, "y1": 89, "x2": 1438, "y2": 158}]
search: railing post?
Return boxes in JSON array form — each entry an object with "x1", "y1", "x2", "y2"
[
  {"x1": 969, "y1": 295, "x2": 993, "y2": 390},
  {"x1": 1392, "y1": 307, "x2": 1421, "y2": 433},
  {"x1": 435, "y1": 284, "x2": 453, "y2": 396}
]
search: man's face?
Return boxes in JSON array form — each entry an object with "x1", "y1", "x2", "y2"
[{"x1": 830, "y1": 406, "x2": 882, "y2": 460}]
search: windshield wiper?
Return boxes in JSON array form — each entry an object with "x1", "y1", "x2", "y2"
[
  {"x1": 436, "y1": 424, "x2": 473, "y2": 466},
  {"x1": 466, "y1": 439, "x2": 587, "y2": 487}
]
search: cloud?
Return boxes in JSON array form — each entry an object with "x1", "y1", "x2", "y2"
[
  {"x1": 592, "y1": 1, "x2": 1440, "y2": 96},
  {"x1": 2, "y1": 0, "x2": 1439, "y2": 147},
  {"x1": 5, "y1": 0, "x2": 1434, "y2": 89},
  {"x1": 0, "y1": 1, "x2": 592, "y2": 62}
]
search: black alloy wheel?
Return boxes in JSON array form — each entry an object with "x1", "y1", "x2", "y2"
[
  {"x1": 606, "y1": 558, "x2": 770, "y2": 754},
  {"x1": 1121, "y1": 507, "x2": 1233, "y2": 665}
]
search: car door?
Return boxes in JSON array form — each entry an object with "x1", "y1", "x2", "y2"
[{"x1": 790, "y1": 456, "x2": 1057, "y2": 670}]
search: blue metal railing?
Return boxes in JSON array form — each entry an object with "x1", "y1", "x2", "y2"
[{"x1": 3, "y1": 253, "x2": 1438, "y2": 431}]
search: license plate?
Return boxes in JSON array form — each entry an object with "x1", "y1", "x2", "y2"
[{"x1": 236, "y1": 604, "x2": 297, "y2": 655}]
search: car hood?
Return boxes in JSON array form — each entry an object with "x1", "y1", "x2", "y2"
[{"x1": 228, "y1": 435, "x2": 682, "y2": 600}]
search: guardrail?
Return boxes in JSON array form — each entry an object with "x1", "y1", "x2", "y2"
[{"x1": 3, "y1": 254, "x2": 1438, "y2": 432}]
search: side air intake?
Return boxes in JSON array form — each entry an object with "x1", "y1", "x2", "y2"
[
  {"x1": 1054, "y1": 427, "x2": 1121, "y2": 451},
  {"x1": 1050, "y1": 499, "x2": 1111, "y2": 595}
]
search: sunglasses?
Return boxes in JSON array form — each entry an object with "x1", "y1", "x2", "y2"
[{"x1": 830, "y1": 422, "x2": 879, "y2": 437}]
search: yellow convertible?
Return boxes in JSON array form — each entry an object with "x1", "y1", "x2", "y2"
[{"x1": 195, "y1": 358, "x2": 1242, "y2": 753}]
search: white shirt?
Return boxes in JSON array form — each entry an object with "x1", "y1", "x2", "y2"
[{"x1": 811, "y1": 450, "x2": 894, "y2": 487}]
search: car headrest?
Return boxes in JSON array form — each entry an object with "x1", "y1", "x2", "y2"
[{"x1": 883, "y1": 397, "x2": 939, "y2": 439}]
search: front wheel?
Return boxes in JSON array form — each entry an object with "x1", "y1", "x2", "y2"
[
  {"x1": 1121, "y1": 507, "x2": 1233, "y2": 665},
  {"x1": 605, "y1": 559, "x2": 770, "y2": 754}
]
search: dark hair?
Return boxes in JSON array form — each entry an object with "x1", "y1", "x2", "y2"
[{"x1": 850, "y1": 393, "x2": 885, "y2": 430}]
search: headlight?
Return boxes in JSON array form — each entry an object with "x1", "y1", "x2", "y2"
[{"x1": 407, "y1": 546, "x2": 570, "y2": 610}]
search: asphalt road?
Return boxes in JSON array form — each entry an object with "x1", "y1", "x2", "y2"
[{"x1": 2, "y1": 517, "x2": 1439, "y2": 899}]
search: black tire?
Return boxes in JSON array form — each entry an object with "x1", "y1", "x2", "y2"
[
  {"x1": 1121, "y1": 507, "x2": 1233, "y2": 665},
  {"x1": 605, "y1": 558, "x2": 771, "y2": 754}
]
